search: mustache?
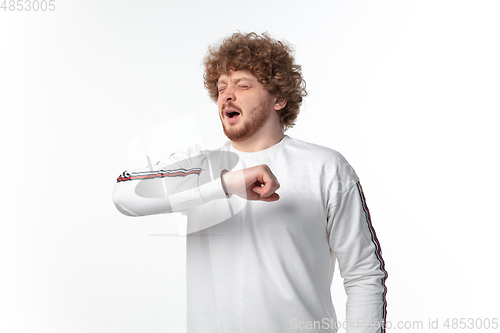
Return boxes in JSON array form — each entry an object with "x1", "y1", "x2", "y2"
[{"x1": 221, "y1": 102, "x2": 242, "y2": 114}]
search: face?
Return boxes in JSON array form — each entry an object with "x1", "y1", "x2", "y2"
[{"x1": 217, "y1": 70, "x2": 275, "y2": 142}]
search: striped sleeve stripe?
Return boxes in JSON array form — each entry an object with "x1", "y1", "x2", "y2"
[
  {"x1": 356, "y1": 181, "x2": 388, "y2": 333},
  {"x1": 116, "y1": 168, "x2": 202, "y2": 183}
]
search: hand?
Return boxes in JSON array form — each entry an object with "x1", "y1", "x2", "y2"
[{"x1": 221, "y1": 164, "x2": 280, "y2": 202}]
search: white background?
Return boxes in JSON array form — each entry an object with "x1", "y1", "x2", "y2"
[{"x1": 1, "y1": 0, "x2": 499, "y2": 332}]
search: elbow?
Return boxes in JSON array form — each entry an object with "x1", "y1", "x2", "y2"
[
  {"x1": 112, "y1": 185, "x2": 139, "y2": 217},
  {"x1": 112, "y1": 181, "x2": 172, "y2": 217},
  {"x1": 114, "y1": 202, "x2": 139, "y2": 217}
]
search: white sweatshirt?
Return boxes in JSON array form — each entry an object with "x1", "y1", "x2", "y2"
[{"x1": 113, "y1": 135, "x2": 388, "y2": 333}]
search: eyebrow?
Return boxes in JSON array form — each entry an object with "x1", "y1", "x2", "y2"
[{"x1": 217, "y1": 77, "x2": 253, "y2": 87}]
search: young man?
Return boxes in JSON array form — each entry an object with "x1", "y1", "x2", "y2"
[{"x1": 113, "y1": 32, "x2": 387, "y2": 333}]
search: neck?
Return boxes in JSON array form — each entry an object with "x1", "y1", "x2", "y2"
[{"x1": 231, "y1": 123, "x2": 285, "y2": 152}]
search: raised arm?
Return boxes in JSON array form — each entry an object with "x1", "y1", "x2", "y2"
[
  {"x1": 113, "y1": 156, "x2": 227, "y2": 217},
  {"x1": 113, "y1": 148, "x2": 281, "y2": 217}
]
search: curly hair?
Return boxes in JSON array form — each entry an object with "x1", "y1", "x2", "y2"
[{"x1": 203, "y1": 32, "x2": 307, "y2": 131}]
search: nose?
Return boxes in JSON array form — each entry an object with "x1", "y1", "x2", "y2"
[{"x1": 220, "y1": 85, "x2": 235, "y2": 103}]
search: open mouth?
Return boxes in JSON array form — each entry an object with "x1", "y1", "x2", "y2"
[
  {"x1": 227, "y1": 111, "x2": 240, "y2": 118},
  {"x1": 224, "y1": 109, "x2": 241, "y2": 123}
]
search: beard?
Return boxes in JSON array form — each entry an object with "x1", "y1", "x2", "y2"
[{"x1": 220, "y1": 98, "x2": 272, "y2": 142}]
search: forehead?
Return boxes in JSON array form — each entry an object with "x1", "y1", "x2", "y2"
[{"x1": 217, "y1": 70, "x2": 258, "y2": 85}]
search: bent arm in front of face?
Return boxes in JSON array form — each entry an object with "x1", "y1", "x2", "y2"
[{"x1": 113, "y1": 159, "x2": 227, "y2": 217}]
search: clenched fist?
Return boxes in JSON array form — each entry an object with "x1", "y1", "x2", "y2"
[{"x1": 221, "y1": 164, "x2": 280, "y2": 202}]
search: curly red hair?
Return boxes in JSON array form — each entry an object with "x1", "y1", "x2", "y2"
[{"x1": 203, "y1": 32, "x2": 307, "y2": 131}]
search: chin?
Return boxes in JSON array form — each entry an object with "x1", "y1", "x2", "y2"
[
  {"x1": 221, "y1": 122, "x2": 248, "y2": 141},
  {"x1": 223, "y1": 128, "x2": 249, "y2": 142}
]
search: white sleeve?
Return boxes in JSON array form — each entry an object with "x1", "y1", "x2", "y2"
[
  {"x1": 327, "y1": 181, "x2": 388, "y2": 333},
  {"x1": 112, "y1": 146, "x2": 228, "y2": 217}
]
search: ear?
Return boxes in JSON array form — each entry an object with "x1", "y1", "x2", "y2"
[{"x1": 274, "y1": 98, "x2": 287, "y2": 111}]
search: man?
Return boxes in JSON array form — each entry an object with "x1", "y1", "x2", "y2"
[{"x1": 113, "y1": 32, "x2": 387, "y2": 333}]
